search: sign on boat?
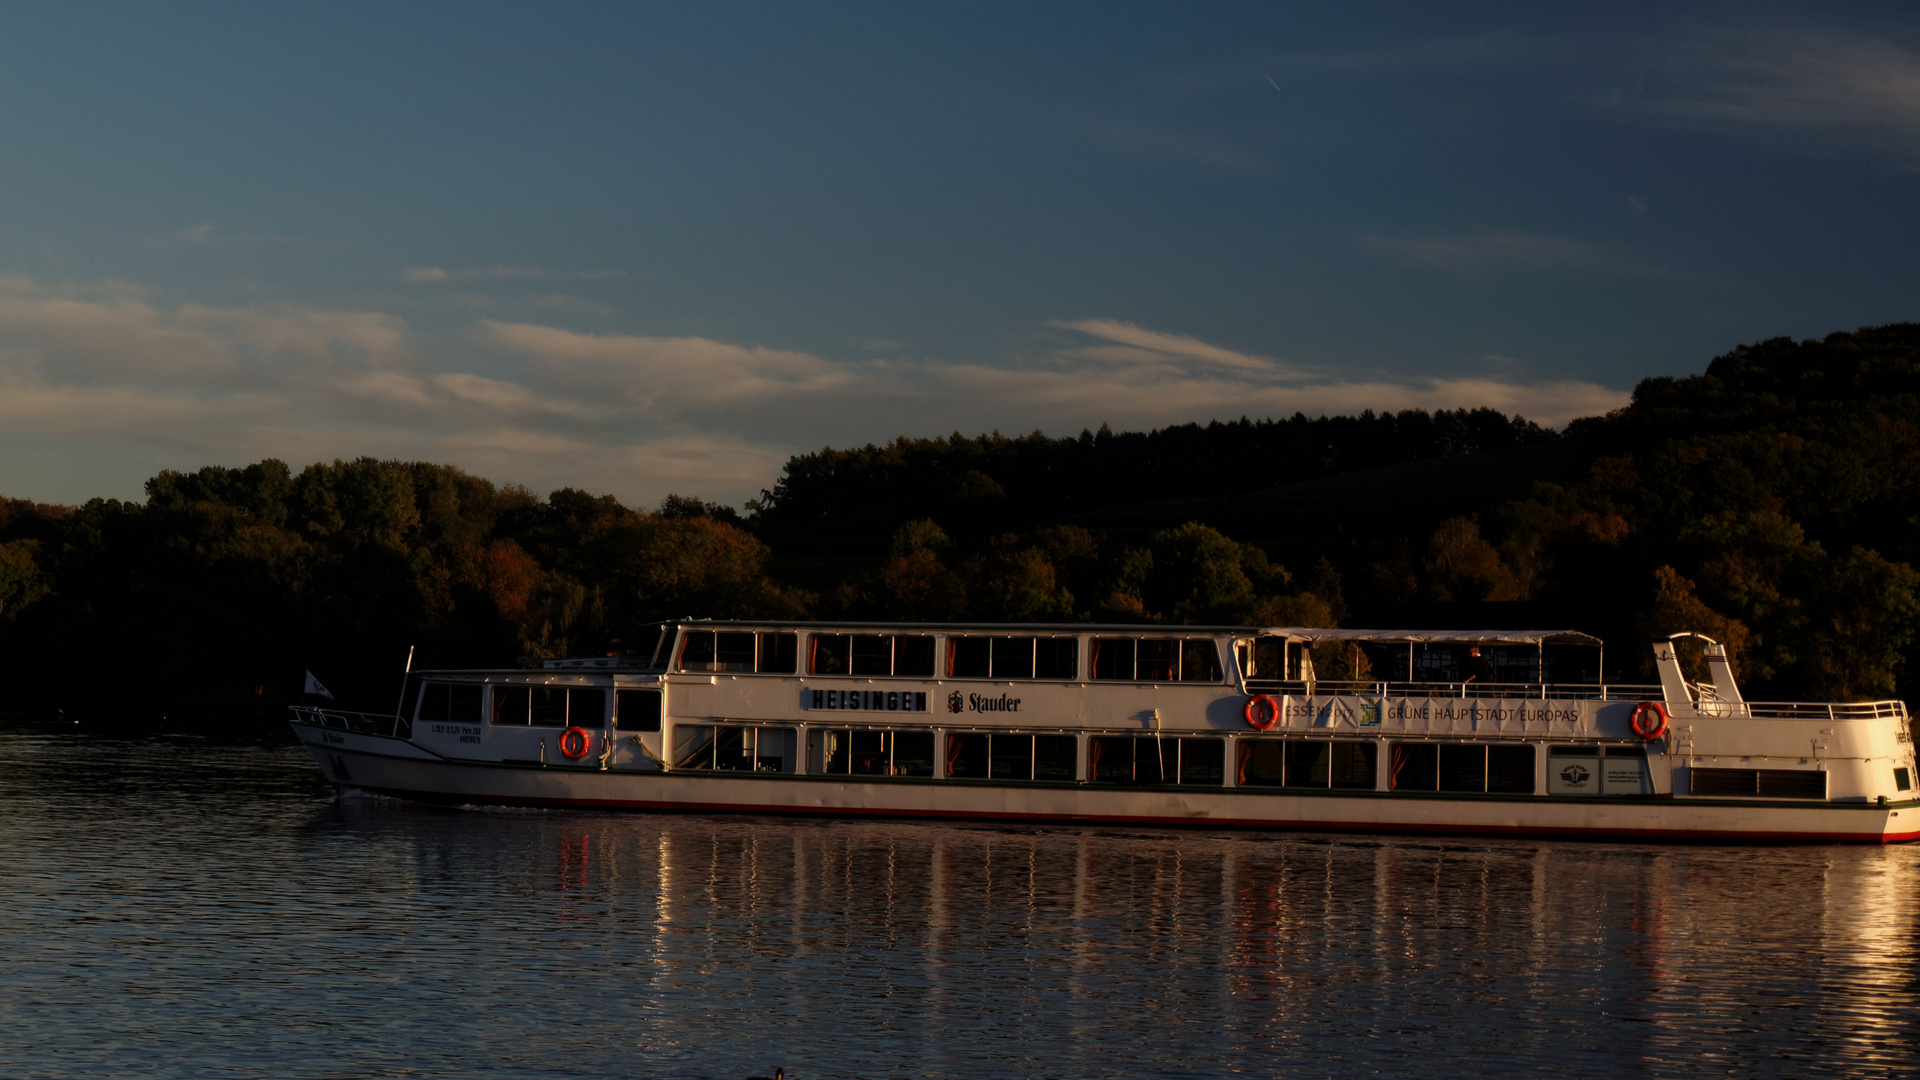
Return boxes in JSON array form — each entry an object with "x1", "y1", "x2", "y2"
[{"x1": 290, "y1": 621, "x2": 1920, "y2": 842}]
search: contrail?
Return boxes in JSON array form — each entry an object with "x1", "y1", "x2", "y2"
[{"x1": 1262, "y1": 70, "x2": 1282, "y2": 94}]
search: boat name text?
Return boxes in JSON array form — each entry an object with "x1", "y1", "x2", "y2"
[{"x1": 805, "y1": 689, "x2": 929, "y2": 713}]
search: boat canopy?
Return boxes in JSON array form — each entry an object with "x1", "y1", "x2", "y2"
[{"x1": 1257, "y1": 628, "x2": 1603, "y2": 647}]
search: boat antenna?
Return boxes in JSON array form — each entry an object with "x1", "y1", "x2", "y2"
[{"x1": 393, "y1": 645, "x2": 415, "y2": 723}]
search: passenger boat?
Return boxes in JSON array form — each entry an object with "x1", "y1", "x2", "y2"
[{"x1": 289, "y1": 620, "x2": 1920, "y2": 842}]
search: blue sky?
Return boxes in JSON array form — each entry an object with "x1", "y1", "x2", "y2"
[{"x1": 1, "y1": 2, "x2": 1916, "y2": 506}]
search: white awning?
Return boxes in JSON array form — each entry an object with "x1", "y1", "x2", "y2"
[{"x1": 1255, "y1": 628, "x2": 1603, "y2": 647}]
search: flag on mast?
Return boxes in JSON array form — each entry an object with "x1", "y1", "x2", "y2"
[{"x1": 303, "y1": 670, "x2": 334, "y2": 699}]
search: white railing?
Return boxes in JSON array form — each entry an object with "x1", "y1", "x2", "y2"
[
  {"x1": 1742, "y1": 700, "x2": 1909, "y2": 722},
  {"x1": 1241, "y1": 680, "x2": 1664, "y2": 701},
  {"x1": 290, "y1": 705, "x2": 410, "y2": 739}
]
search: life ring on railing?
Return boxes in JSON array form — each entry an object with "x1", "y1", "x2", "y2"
[
  {"x1": 1630, "y1": 701, "x2": 1669, "y2": 741},
  {"x1": 1244, "y1": 695, "x2": 1280, "y2": 731},
  {"x1": 559, "y1": 725, "x2": 593, "y2": 759}
]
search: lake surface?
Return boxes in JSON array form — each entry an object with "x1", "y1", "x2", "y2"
[{"x1": 1, "y1": 715, "x2": 1916, "y2": 1079}]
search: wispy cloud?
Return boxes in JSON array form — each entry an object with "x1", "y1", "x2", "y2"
[
  {"x1": 148, "y1": 224, "x2": 301, "y2": 248},
  {"x1": 1631, "y1": 27, "x2": 1920, "y2": 167},
  {"x1": 405, "y1": 266, "x2": 627, "y2": 283},
  {"x1": 1049, "y1": 319, "x2": 1306, "y2": 378},
  {"x1": 1356, "y1": 230, "x2": 1678, "y2": 279}
]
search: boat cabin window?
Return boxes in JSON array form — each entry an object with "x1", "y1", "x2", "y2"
[
  {"x1": 945, "y1": 636, "x2": 1078, "y2": 680},
  {"x1": 678, "y1": 631, "x2": 798, "y2": 674},
  {"x1": 615, "y1": 688, "x2": 661, "y2": 732},
  {"x1": 1412, "y1": 646, "x2": 1540, "y2": 685},
  {"x1": 1248, "y1": 638, "x2": 1310, "y2": 680},
  {"x1": 1088, "y1": 736, "x2": 1224, "y2": 785},
  {"x1": 672, "y1": 724, "x2": 796, "y2": 772},
  {"x1": 811, "y1": 729, "x2": 936, "y2": 777},
  {"x1": 1897, "y1": 767, "x2": 1913, "y2": 792},
  {"x1": 809, "y1": 634, "x2": 937, "y2": 677},
  {"x1": 1236, "y1": 739, "x2": 1375, "y2": 789},
  {"x1": 943, "y1": 732, "x2": 1076, "y2": 780},
  {"x1": 1390, "y1": 743, "x2": 1534, "y2": 793},
  {"x1": 415, "y1": 681, "x2": 484, "y2": 725},
  {"x1": 1089, "y1": 638, "x2": 1223, "y2": 682},
  {"x1": 490, "y1": 685, "x2": 607, "y2": 727},
  {"x1": 1689, "y1": 767, "x2": 1826, "y2": 799}
]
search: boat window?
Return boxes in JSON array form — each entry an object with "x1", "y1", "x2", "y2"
[
  {"x1": 810, "y1": 729, "x2": 936, "y2": 777},
  {"x1": 1286, "y1": 741, "x2": 1329, "y2": 787},
  {"x1": 1487, "y1": 745, "x2": 1535, "y2": 793},
  {"x1": 1091, "y1": 638, "x2": 1134, "y2": 680},
  {"x1": 569, "y1": 687, "x2": 609, "y2": 728},
  {"x1": 1438, "y1": 744, "x2": 1487, "y2": 792},
  {"x1": 1089, "y1": 637, "x2": 1225, "y2": 682},
  {"x1": 1237, "y1": 740, "x2": 1376, "y2": 789},
  {"x1": 1036, "y1": 638, "x2": 1078, "y2": 680},
  {"x1": 1182, "y1": 640, "x2": 1223, "y2": 682},
  {"x1": 616, "y1": 689, "x2": 661, "y2": 732},
  {"x1": 1389, "y1": 743, "x2": 1438, "y2": 790},
  {"x1": 810, "y1": 634, "x2": 852, "y2": 675},
  {"x1": 942, "y1": 732, "x2": 1077, "y2": 780},
  {"x1": 1392, "y1": 743, "x2": 1536, "y2": 794},
  {"x1": 810, "y1": 633, "x2": 937, "y2": 677},
  {"x1": 490, "y1": 685, "x2": 530, "y2": 725},
  {"x1": 680, "y1": 630, "x2": 801, "y2": 673},
  {"x1": 850, "y1": 635, "x2": 892, "y2": 675},
  {"x1": 1087, "y1": 736, "x2": 1224, "y2": 786},
  {"x1": 896, "y1": 636, "x2": 936, "y2": 677},
  {"x1": 1897, "y1": 767, "x2": 1913, "y2": 792},
  {"x1": 946, "y1": 636, "x2": 1079, "y2": 680},
  {"x1": 945, "y1": 732, "x2": 989, "y2": 777},
  {"x1": 1690, "y1": 767, "x2": 1827, "y2": 799},
  {"x1": 760, "y1": 632, "x2": 798, "y2": 673},
  {"x1": 1238, "y1": 740, "x2": 1286, "y2": 785},
  {"x1": 451, "y1": 684, "x2": 482, "y2": 721},
  {"x1": 531, "y1": 687, "x2": 568, "y2": 727},
  {"x1": 415, "y1": 682, "x2": 449, "y2": 724},
  {"x1": 672, "y1": 725, "x2": 796, "y2": 772},
  {"x1": 1138, "y1": 639, "x2": 1178, "y2": 681}
]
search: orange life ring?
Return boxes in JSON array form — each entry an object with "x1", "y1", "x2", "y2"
[
  {"x1": 1243, "y1": 694, "x2": 1280, "y2": 731},
  {"x1": 1630, "y1": 701, "x2": 1669, "y2": 741},
  {"x1": 559, "y1": 725, "x2": 593, "y2": 759}
]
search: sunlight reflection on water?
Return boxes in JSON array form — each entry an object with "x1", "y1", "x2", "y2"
[{"x1": 1, "y1": 718, "x2": 1916, "y2": 1078}]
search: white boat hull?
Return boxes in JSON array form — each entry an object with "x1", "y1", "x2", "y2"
[{"x1": 292, "y1": 723, "x2": 1917, "y2": 843}]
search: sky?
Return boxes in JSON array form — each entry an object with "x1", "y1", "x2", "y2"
[{"x1": 1, "y1": 1, "x2": 1916, "y2": 508}]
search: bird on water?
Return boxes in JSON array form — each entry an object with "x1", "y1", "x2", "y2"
[{"x1": 747, "y1": 1070, "x2": 783, "y2": 1080}]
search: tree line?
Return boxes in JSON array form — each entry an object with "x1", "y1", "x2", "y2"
[{"x1": 2, "y1": 323, "x2": 1916, "y2": 716}]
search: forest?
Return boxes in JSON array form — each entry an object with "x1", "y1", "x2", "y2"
[{"x1": 2, "y1": 322, "x2": 1916, "y2": 718}]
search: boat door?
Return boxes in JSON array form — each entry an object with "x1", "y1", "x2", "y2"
[{"x1": 612, "y1": 686, "x2": 666, "y2": 770}]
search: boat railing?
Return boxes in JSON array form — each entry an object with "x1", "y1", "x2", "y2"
[
  {"x1": 1738, "y1": 699, "x2": 1909, "y2": 722},
  {"x1": 1241, "y1": 679, "x2": 1664, "y2": 701},
  {"x1": 290, "y1": 705, "x2": 410, "y2": 739}
]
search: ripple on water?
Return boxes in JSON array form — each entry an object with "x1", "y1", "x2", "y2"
[{"x1": 1, "y1": 717, "x2": 1917, "y2": 1079}]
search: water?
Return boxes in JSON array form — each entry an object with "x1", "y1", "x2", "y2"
[{"x1": 2, "y1": 717, "x2": 1916, "y2": 1078}]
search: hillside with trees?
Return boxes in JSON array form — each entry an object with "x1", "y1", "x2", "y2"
[{"x1": 1, "y1": 323, "x2": 1916, "y2": 718}]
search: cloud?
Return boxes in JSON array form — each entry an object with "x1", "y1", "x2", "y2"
[
  {"x1": 1355, "y1": 230, "x2": 1678, "y2": 279},
  {"x1": 148, "y1": 224, "x2": 301, "y2": 248},
  {"x1": 0, "y1": 274, "x2": 1629, "y2": 510},
  {"x1": 1632, "y1": 27, "x2": 1920, "y2": 166},
  {"x1": 405, "y1": 266, "x2": 626, "y2": 283},
  {"x1": 476, "y1": 320, "x2": 857, "y2": 413},
  {"x1": 1049, "y1": 319, "x2": 1303, "y2": 377}
]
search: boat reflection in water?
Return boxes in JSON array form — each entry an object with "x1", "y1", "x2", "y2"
[{"x1": 354, "y1": 801, "x2": 1919, "y2": 1075}]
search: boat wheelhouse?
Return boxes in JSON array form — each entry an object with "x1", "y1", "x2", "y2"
[{"x1": 290, "y1": 620, "x2": 1920, "y2": 842}]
